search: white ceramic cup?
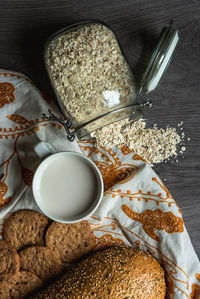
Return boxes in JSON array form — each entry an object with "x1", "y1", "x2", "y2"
[{"x1": 32, "y1": 142, "x2": 104, "y2": 223}]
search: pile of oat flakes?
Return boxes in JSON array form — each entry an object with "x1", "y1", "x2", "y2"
[{"x1": 91, "y1": 118, "x2": 187, "y2": 165}]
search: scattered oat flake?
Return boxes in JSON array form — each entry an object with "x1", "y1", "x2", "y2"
[
  {"x1": 181, "y1": 146, "x2": 186, "y2": 152},
  {"x1": 91, "y1": 118, "x2": 188, "y2": 165}
]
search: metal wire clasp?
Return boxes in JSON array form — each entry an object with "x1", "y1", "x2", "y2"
[
  {"x1": 43, "y1": 109, "x2": 75, "y2": 141},
  {"x1": 139, "y1": 100, "x2": 152, "y2": 109}
]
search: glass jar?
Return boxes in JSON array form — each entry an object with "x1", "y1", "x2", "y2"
[{"x1": 43, "y1": 20, "x2": 179, "y2": 141}]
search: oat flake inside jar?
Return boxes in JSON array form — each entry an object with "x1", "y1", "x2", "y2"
[{"x1": 44, "y1": 20, "x2": 179, "y2": 141}]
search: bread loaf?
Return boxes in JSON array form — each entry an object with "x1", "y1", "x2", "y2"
[{"x1": 31, "y1": 246, "x2": 166, "y2": 299}]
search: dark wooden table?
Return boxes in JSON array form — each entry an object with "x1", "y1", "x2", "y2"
[{"x1": 1, "y1": 0, "x2": 200, "y2": 257}]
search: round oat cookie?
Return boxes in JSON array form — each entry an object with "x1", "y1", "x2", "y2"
[
  {"x1": 0, "y1": 271, "x2": 42, "y2": 299},
  {"x1": 0, "y1": 240, "x2": 20, "y2": 282},
  {"x1": 3, "y1": 209, "x2": 49, "y2": 251},
  {"x1": 45, "y1": 221, "x2": 96, "y2": 263},
  {"x1": 19, "y1": 246, "x2": 62, "y2": 282}
]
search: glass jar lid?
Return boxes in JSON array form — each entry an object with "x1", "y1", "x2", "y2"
[{"x1": 139, "y1": 21, "x2": 179, "y2": 94}]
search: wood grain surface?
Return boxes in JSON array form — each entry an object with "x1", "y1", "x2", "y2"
[{"x1": 0, "y1": 0, "x2": 199, "y2": 257}]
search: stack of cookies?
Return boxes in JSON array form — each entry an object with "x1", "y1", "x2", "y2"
[{"x1": 0, "y1": 209, "x2": 96, "y2": 299}]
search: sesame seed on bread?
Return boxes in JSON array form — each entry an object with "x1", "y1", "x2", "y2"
[{"x1": 30, "y1": 246, "x2": 166, "y2": 299}]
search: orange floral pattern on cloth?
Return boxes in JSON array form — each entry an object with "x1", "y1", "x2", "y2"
[
  {"x1": 132, "y1": 153, "x2": 149, "y2": 163},
  {"x1": 0, "y1": 131, "x2": 37, "y2": 208},
  {"x1": 190, "y1": 284, "x2": 200, "y2": 299},
  {"x1": 0, "y1": 71, "x2": 64, "y2": 208},
  {"x1": 104, "y1": 175, "x2": 178, "y2": 210},
  {"x1": 96, "y1": 160, "x2": 138, "y2": 191},
  {"x1": 79, "y1": 143, "x2": 138, "y2": 191},
  {"x1": 94, "y1": 234, "x2": 125, "y2": 249},
  {"x1": 190, "y1": 273, "x2": 200, "y2": 299},
  {"x1": 0, "y1": 114, "x2": 62, "y2": 140},
  {"x1": 0, "y1": 114, "x2": 63, "y2": 207},
  {"x1": 120, "y1": 145, "x2": 133, "y2": 155},
  {"x1": 122, "y1": 204, "x2": 184, "y2": 241},
  {"x1": 89, "y1": 218, "x2": 126, "y2": 250},
  {"x1": 0, "y1": 181, "x2": 12, "y2": 207},
  {"x1": 0, "y1": 82, "x2": 15, "y2": 109},
  {"x1": 120, "y1": 146, "x2": 149, "y2": 163},
  {"x1": 7, "y1": 114, "x2": 29, "y2": 124}
]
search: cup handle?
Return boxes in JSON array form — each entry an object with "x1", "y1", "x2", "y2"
[{"x1": 34, "y1": 141, "x2": 56, "y2": 159}]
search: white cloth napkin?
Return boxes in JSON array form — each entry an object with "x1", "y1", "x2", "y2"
[{"x1": 0, "y1": 69, "x2": 199, "y2": 299}]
